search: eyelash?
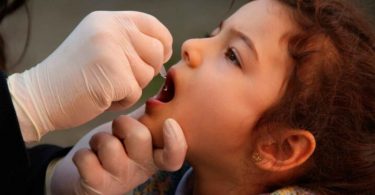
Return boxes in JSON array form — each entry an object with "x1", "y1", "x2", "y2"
[
  {"x1": 205, "y1": 24, "x2": 242, "y2": 68},
  {"x1": 225, "y1": 47, "x2": 241, "y2": 67}
]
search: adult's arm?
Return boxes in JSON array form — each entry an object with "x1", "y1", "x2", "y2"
[
  {"x1": 1, "y1": 71, "x2": 70, "y2": 194},
  {"x1": 0, "y1": 71, "x2": 29, "y2": 194}
]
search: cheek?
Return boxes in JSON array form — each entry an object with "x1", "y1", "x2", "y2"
[
  {"x1": 173, "y1": 85, "x2": 259, "y2": 154},
  {"x1": 175, "y1": 104, "x2": 256, "y2": 163}
]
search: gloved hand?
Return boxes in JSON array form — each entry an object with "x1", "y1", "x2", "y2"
[
  {"x1": 7, "y1": 11, "x2": 172, "y2": 141},
  {"x1": 49, "y1": 109, "x2": 187, "y2": 195}
]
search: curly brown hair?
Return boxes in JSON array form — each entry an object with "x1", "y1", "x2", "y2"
[{"x1": 254, "y1": 0, "x2": 375, "y2": 194}]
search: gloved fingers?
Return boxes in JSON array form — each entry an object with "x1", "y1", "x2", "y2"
[
  {"x1": 112, "y1": 115, "x2": 157, "y2": 174},
  {"x1": 106, "y1": 54, "x2": 143, "y2": 111},
  {"x1": 72, "y1": 148, "x2": 107, "y2": 190},
  {"x1": 115, "y1": 11, "x2": 173, "y2": 64},
  {"x1": 125, "y1": 45, "x2": 155, "y2": 88},
  {"x1": 109, "y1": 86, "x2": 142, "y2": 111},
  {"x1": 76, "y1": 180, "x2": 103, "y2": 195},
  {"x1": 89, "y1": 132, "x2": 130, "y2": 176},
  {"x1": 127, "y1": 28, "x2": 165, "y2": 75},
  {"x1": 153, "y1": 118, "x2": 187, "y2": 171}
]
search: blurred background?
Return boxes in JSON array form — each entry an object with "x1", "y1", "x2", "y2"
[{"x1": 0, "y1": 0, "x2": 374, "y2": 147}]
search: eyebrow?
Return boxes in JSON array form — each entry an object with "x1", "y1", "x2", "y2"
[
  {"x1": 220, "y1": 20, "x2": 259, "y2": 61},
  {"x1": 232, "y1": 29, "x2": 259, "y2": 61}
]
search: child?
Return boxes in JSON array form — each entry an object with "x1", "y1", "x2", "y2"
[{"x1": 52, "y1": 0, "x2": 375, "y2": 194}]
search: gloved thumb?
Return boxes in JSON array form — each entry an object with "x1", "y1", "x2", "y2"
[{"x1": 153, "y1": 118, "x2": 187, "y2": 171}]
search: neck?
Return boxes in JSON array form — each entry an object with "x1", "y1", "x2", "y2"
[{"x1": 189, "y1": 164, "x2": 264, "y2": 195}]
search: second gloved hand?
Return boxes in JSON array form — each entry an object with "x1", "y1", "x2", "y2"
[
  {"x1": 48, "y1": 109, "x2": 187, "y2": 195},
  {"x1": 7, "y1": 11, "x2": 172, "y2": 141}
]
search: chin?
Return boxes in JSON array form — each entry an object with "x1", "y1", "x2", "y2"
[{"x1": 138, "y1": 114, "x2": 165, "y2": 148}]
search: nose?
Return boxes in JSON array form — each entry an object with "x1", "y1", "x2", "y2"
[{"x1": 181, "y1": 38, "x2": 203, "y2": 68}]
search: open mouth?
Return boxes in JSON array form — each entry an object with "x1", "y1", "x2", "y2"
[{"x1": 156, "y1": 73, "x2": 175, "y2": 103}]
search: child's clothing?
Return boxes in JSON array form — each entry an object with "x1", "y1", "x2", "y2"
[{"x1": 133, "y1": 164, "x2": 315, "y2": 195}]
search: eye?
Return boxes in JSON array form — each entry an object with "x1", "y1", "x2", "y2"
[{"x1": 225, "y1": 47, "x2": 241, "y2": 67}]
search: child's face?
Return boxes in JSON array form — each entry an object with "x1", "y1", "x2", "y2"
[{"x1": 139, "y1": 0, "x2": 297, "y2": 165}]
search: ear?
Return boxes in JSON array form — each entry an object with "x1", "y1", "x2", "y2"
[{"x1": 254, "y1": 129, "x2": 316, "y2": 172}]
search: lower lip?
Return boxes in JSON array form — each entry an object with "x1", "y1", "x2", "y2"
[{"x1": 146, "y1": 98, "x2": 164, "y2": 109}]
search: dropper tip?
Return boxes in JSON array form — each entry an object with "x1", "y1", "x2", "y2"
[{"x1": 160, "y1": 65, "x2": 167, "y2": 79}]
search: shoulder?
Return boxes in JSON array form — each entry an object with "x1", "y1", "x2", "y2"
[{"x1": 269, "y1": 186, "x2": 316, "y2": 195}]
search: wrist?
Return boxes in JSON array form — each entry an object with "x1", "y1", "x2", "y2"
[
  {"x1": 11, "y1": 96, "x2": 40, "y2": 142},
  {"x1": 7, "y1": 71, "x2": 48, "y2": 142}
]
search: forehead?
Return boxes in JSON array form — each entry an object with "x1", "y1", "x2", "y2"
[
  {"x1": 225, "y1": 0, "x2": 297, "y2": 69},
  {"x1": 225, "y1": 0, "x2": 295, "y2": 38}
]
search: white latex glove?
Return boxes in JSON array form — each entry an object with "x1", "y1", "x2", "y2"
[
  {"x1": 50, "y1": 107, "x2": 187, "y2": 195},
  {"x1": 7, "y1": 11, "x2": 172, "y2": 141}
]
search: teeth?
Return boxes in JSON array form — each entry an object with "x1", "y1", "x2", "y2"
[{"x1": 163, "y1": 85, "x2": 168, "y2": 92}]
